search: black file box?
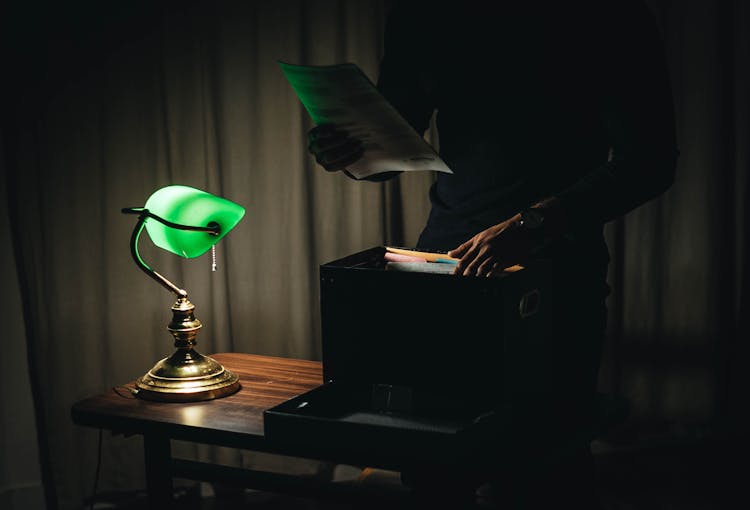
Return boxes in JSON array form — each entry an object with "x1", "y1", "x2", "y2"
[
  {"x1": 264, "y1": 246, "x2": 562, "y2": 466},
  {"x1": 319, "y1": 246, "x2": 550, "y2": 411}
]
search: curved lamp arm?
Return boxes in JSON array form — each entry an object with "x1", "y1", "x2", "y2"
[{"x1": 121, "y1": 207, "x2": 220, "y2": 298}]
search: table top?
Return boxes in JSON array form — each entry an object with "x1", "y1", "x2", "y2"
[{"x1": 71, "y1": 353, "x2": 323, "y2": 451}]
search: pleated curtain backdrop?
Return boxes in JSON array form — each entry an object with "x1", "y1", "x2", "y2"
[
  {"x1": 602, "y1": 0, "x2": 749, "y2": 440},
  {"x1": 2, "y1": 1, "x2": 748, "y2": 509},
  {"x1": 3, "y1": 1, "x2": 434, "y2": 508}
]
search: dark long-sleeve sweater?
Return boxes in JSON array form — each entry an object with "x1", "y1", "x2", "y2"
[{"x1": 376, "y1": 0, "x2": 678, "y2": 259}]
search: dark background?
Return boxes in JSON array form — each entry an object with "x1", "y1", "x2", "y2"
[{"x1": 2, "y1": 1, "x2": 748, "y2": 509}]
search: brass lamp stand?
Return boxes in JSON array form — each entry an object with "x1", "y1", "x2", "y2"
[{"x1": 123, "y1": 207, "x2": 240, "y2": 402}]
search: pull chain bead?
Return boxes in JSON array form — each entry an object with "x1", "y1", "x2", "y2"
[{"x1": 211, "y1": 245, "x2": 217, "y2": 272}]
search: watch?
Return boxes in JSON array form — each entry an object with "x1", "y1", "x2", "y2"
[{"x1": 519, "y1": 208, "x2": 545, "y2": 230}]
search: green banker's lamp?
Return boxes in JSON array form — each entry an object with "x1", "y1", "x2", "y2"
[{"x1": 122, "y1": 185, "x2": 245, "y2": 402}]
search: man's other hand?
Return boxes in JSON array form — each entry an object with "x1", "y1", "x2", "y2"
[
  {"x1": 448, "y1": 214, "x2": 535, "y2": 277},
  {"x1": 448, "y1": 200, "x2": 569, "y2": 277}
]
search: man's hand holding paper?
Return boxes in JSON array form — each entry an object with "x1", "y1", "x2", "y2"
[{"x1": 280, "y1": 61, "x2": 452, "y2": 179}]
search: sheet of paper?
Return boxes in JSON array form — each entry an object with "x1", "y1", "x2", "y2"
[
  {"x1": 279, "y1": 61, "x2": 453, "y2": 179},
  {"x1": 385, "y1": 246, "x2": 459, "y2": 263},
  {"x1": 385, "y1": 261, "x2": 457, "y2": 274}
]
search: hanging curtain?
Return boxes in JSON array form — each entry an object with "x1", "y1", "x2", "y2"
[
  {"x1": 2, "y1": 1, "x2": 432, "y2": 508},
  {"x1": 597, "y1": 0, "x2": 748, "y2": 445}
]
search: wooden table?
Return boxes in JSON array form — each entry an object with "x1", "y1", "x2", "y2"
[
  {"x1": 72, "y1": 352, "x2": 626, "y2": 509},
  {"x1": 72, "y1": 353, "x2": 340, "y2": 508}
]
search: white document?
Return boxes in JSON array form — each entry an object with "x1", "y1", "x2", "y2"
[
  {"x1": 280, "y1": 61, "x2": 453, "y2": 179},
  {"x1": 385, "y1": 261, "x2": 457, "y2": 275}
]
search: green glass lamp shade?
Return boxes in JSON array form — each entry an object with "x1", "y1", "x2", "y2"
[{"x1": 144, "y1": 185, "x2": 245, "y2": 258}]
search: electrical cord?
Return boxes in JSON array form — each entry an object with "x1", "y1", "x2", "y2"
[
  {"x1": 87, "y1": 385, "x2": 137, "y2": 509},
  {"x1": 89, "y1": 428, "x2": 103, "y2": 510},
  {"x1": 113, "y1": 384, "x2": 138, "y2": 399}
]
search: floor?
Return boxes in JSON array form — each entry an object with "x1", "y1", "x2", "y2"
[
  {"x1": 592, "y1": 438, "x2": 734, "y2": 510},
  {"x1": 90, "y1": 438, "x2": 734, "y2": 510}
]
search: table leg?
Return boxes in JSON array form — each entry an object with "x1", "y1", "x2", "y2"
[{"x1": 143, "y1": 433, "x2": 173, "y2": 508}]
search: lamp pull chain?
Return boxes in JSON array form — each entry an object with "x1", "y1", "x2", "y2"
[{"x1": 211, "y1": 245, "x2": 217, "y2": 272}]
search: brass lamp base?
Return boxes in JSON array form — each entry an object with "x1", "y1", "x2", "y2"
[
  {"x1": 134, "y1": 295, "x2": 241, "y2": 403},
  {"x1": 135, "y1": 349, "x2": 240, "y2": 402}
]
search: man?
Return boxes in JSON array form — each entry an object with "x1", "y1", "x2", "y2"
[{"x1": 308, "y1": 1, "x2": 677, "y2": 507}]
